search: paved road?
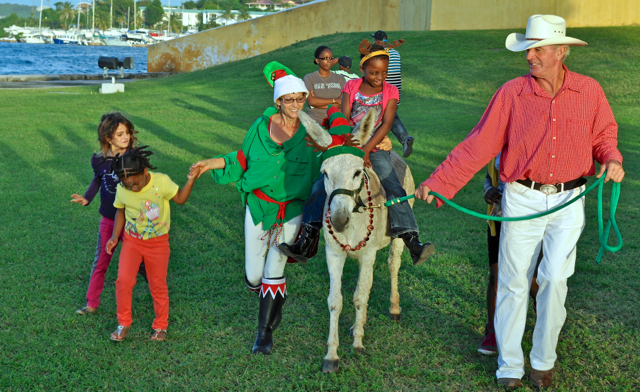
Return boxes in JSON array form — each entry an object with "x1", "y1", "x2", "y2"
[
  {"x1": 0, "y1": 73, "x2": 171, "y2": 89},
  {"x1": 0, "y1": 79, "x2": 142, "y2": 89}
]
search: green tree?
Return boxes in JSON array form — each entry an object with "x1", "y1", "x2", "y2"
[
  {"x1": 236, "y1": 6, "x2": 250, "y2": 21},
  {"x1": 95, "y1": 7, "x2": 110, "y2": 30},
  {"x1": 221, "y1": 3, "x2": 233, "y2": 24},
  {"x1": 112, "y1": 0, "x2": 134, "y2": 24},
  {"x1": 58, "y1": 1, "x2": 76, "y2": 30},
  {"x1": 144, "y1": 0, "x2": 164, "y2": 27},
  {"x1": 182, "y1": 0, "x2": 197, "y2": 9},
  {"x1": 169, "y1": 14, "x2": 182, "y2": 32}
]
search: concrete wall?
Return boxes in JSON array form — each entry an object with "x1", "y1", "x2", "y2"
[
  {"x1": 147, "y1": 0, "x2": 400, "y2": 72},
  {"x1": 148, "y1": 0, "x2": 640, "y2": 72},
  {"x1": 429, "y1": 0, "x2": 640, "y2": 30}
]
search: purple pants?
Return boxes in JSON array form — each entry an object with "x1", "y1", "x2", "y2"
[{"x1": 85, "y1": 217, "x2": 147, "y2": 309}]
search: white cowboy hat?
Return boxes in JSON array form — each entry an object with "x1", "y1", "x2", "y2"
[{"x1": 505, "y1": 14, "x2": 587, "y2": 52}]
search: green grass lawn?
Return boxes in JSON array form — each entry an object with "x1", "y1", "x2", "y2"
[{"x1": 1, "y1": 27, "x2": 639, "y2": 391}]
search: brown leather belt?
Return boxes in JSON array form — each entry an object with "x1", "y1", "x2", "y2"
[{"x1": 516, "y1": 177, "x2": 586, "y2": 195}]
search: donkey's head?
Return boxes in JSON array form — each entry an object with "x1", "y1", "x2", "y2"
[{"x1": 300, "y1": 109, "x2": 377, "y2": 232}]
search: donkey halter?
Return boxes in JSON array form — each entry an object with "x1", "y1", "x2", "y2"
[{"x1": 328, "y1": 172, "x2": 369, "y2": 213}]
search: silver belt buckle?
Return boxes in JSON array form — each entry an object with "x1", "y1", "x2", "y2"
[{"x1": 540, "y1": 184, "x2": 557, "y2": 195}]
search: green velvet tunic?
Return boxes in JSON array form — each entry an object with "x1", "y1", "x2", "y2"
[{"x1": 212, "y1": 107, "x2": 324, "y2": 230}]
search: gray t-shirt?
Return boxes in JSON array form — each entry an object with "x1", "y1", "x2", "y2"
[{"x1": 303, "y1": 71, "x2": 346, "y2": 124}]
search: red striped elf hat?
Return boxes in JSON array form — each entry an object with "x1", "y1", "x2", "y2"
[
  {"x1": 263, "y1": 61, "x2": 308, "y2": 103},
  {"x1": 313, "y1": 106, "x2": 365, "y2": 160}
]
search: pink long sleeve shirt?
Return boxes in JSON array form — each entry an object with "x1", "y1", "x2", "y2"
[{"x1": 423, "y1": 65, "x2": 622, "y2": 206}]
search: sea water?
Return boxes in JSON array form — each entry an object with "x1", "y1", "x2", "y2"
[{"x1": 0, "y1": 42, "x2": 148, "y2": 75}]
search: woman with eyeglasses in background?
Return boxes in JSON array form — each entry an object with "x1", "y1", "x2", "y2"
[
  {"x1": 303, "y1": 45, "x2": 346, "y2": 124},
  {"x1": 190, "y1": 62, "x2": 326, "y2": 355}
]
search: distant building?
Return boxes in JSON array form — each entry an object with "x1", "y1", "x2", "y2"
[
  {"x1": 247, "y1": 1, "x2": 301, "y2": 11},
  {"x1": 138, "y1": 7, "x2": 271, "y2": 30},
  {"x1": 246, "y1": 0, "x2": 274, "y2": 10},
  {"x1": 77, "y1": 2, "x2": 92, "y2": 13}
]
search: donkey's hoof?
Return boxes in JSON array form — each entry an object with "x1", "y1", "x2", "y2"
[
  {"x1": 349, "y1": 326, "x2": 354, "y2": 338},
  {"x1": 323, "y1": 359, "x2": 340, "y2": 373},
  {"x1": 353, "y1": 346, "x2": 365, "y2": 355},
  {"x1": 389, "y1": 313, "x2": 401, "y2": 321}
]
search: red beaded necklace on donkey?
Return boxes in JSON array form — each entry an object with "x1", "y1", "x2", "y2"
[
  {"x1": 325, "y1": 173, "x2": 375, "y2": 252},
  {"x1": 305, "y1": 106, "x2": 375, "y2": 253}
]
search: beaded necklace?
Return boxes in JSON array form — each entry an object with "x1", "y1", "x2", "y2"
[{"x1": 325, "y1": 174, "x2": 375, "y2": 252}]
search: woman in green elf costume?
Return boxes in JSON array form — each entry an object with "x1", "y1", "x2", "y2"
[{"x1": 191, "y1": 62, "x2": 329, "y2": 355}]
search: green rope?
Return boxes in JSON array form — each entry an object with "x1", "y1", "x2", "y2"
[{"x1": 385, "y1": 174, "x2": 622, "y2": 263}]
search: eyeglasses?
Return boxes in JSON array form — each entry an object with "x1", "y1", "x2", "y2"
[
  {"x1": 281, "y1": 96, "x2": 306, "y2": 104},
  {"x1": 317, "y1": 56, "x2": 334, "y2": 61}
]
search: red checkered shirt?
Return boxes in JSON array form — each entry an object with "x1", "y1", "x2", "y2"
[{"x1": 423, "y1": 65, "x2": 622, "y2": 206}]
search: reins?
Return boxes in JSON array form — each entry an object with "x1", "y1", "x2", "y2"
[{"x1": 384, "y1": 173, "x2": 622, "y2": 263}]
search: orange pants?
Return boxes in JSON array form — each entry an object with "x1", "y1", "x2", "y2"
[{"x1": 116, "y1": 233, "x2": 170, "y2": 330}]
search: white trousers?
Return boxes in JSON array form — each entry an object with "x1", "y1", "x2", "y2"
[
  {"x1": 244, "y1": 206, "x2": 302, "y2": 287},
  {"x1": 495, "y1": 182, "x2": 585, "y2": 379}
]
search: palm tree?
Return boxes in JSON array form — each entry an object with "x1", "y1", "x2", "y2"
[
  {"x1": 95, "y1": 8, "x2": 110, "y2": 30},
  {"x1": 169, "y1": 16, "x2": 182, "y2": 33},
  {"x1": 59, "y1": 1, "x2": 76, "y2": 30},
  {"x1": 116, "y1": 14, "x2": 126, "y2": 28},
  {"x1": 236, "y1": 6, "x2": 251, "y2": 21},
  {"x1": 221, "y1": 4, "x2": 233, "y2": 25}
]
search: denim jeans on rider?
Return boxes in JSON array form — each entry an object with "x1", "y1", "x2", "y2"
[
  {"x1": 390, "y1": 113, "x2": 410, "y2": 145},
  {"x1": 302, "y1": 174, "x2": 326, "y2": 226},
  {"x1": 301, "y1": 151, "x2": 418, "y2": 237}
]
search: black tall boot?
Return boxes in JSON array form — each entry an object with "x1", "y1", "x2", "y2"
[
  {"x1": 399, "y1": 232, "x2": 435, "y2": 266},
  {"x1": 251, "y1": 277, "x2": 287, "y2": 355},
  {"x1": 278, "y1": 223, "x2": 321, "y2": 263}
]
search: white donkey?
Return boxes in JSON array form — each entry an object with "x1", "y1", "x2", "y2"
[{"x1": 299, "y1": 110, "x2": 416, "y2": 373}]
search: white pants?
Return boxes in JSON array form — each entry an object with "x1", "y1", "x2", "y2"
[
  {"x1": 244, "y1": 206, "x2": 302, "y2": 287},
  {"x1": 495, "y1": 182, "x2": 585, "y2": 379}
]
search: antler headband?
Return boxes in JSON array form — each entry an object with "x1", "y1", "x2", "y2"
[{"x1": 357, "y1": 38, "x2": 405, "y2": 67}]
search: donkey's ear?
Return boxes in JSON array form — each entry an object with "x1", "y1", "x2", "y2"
[
  {"x1": 299, "y1": 111, "x2": 332, "y2": 147},
  {"x1": 352, "y1": 109, "x2": 376, "y2": 144}
]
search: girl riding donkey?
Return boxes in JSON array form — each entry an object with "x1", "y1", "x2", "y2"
[
  {"x1": 191, "y1": 63, "x2": 347, "y2": 354},
  {"x1": 280, "y1": 40, "x2": 434, "y2": 265}
]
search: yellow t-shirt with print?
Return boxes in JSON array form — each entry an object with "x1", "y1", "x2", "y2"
[{"x1": 113, "y1": 172, "x2": 179, "y2": 240}]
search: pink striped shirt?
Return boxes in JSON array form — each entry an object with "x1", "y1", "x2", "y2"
[{"x1": 423, "y1": 65, "x2": 622, "y2": 206}]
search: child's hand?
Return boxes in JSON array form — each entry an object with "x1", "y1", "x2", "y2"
[
  {"x1": 363, "y1": 152, "x2": 372, "y2": 168},
  {"x1": 188, "y1": 164, "x2": 201, "y2": 180},
  {"x1": 70, "y1": 194, "x2": 89, "y2": 206},
  {"x1": 105, "y1": 237, "x2": 118, "y2": 255}
]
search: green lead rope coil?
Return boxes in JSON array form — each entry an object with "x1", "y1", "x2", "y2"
[{"x1": 384, "y1": 174, "x2": 622, "y2": 263}]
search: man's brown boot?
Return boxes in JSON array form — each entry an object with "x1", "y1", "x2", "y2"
[
  {"x1": 497, "y1": 378, "x2": 522, "y2": 389},
  {"x1": 530, "y1": 368, "x2": 553, "y2": 389}
]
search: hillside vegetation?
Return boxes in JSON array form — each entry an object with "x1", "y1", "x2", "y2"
[{"x1": 0, "y1": 3, "x2": 32, "y2": 18}]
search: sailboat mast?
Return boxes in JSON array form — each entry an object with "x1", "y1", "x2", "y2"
[
  {"x1": 92, "y1": 0, "x2": 95, "y2": 31},
  {"x1": 38, "y1": 0, "x2": 43, "y2": 30},
  {"x1": 110, "y1": 0, "x2": 112, "y2": 29}
]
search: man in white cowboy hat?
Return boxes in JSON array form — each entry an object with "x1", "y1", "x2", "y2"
[{"x1": 415, "y1": 14, "x2": 624, "y2": 389}]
